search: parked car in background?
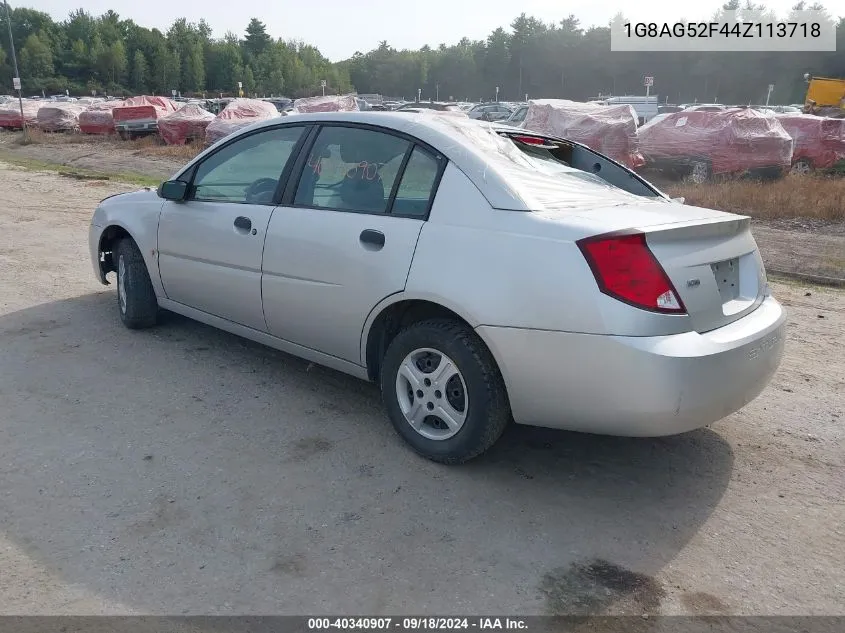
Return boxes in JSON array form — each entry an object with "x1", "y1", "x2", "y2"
[
  {"x1": 658, "y1": 105, "x2": 683, "y2": 114},
  {"x1": 79, "y1": 99, "x2": 124, "y2": 135},
  {"x1": 502, "y1": 104, "x2": 528, "y2": 126},
  {"x1": 112, "y1": 96, "x2": 178, "y2": 139},
  {"x1": 0, "y1": 99, "x2": 42, "y2": 129},
  {"x1": 775, "y1": 113, "x2": 845, "y2": 174},
  {"x1": 680, "y1": 104, "x2": 726, "y2": 112},
  {"x1": 36, "y1": 102, "x2": 87, "y2": 132},
  {"x1": 397, "y1": 102, "x2": 462, "y2": 112},
  {"x1": 521, "y1": 99, "x2": 644, "y2": 169},
  {"x1": 638, "y1": 107, "x2": 793, "y2": 183},
  {"x1": 592, "y1": 96, "x2": 658, "y2": 125},
  {"x1": 205, "y1": 98, "x2": 281, "y2": 145},
  {"x1": 158, "y1": 104, "x2": 216, "y2": 145},
  {"x1": 757, "y1": 105, "x2": 802, "y2": 114},
  {"x1": 89, "y1": 112, "x2": 786, "y2": 463},
  {"x1": 263, "y1": 97, "x2": 293, "y2": 113},
  {"x1": 467, "y1": 102, "x2": 513, "y2": 121},
  {"x1": 293, "y1": 94, "x2": 359, "y2": 114}
]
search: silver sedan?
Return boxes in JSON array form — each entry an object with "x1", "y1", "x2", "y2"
[{"x1": 89, "y1": 112, "x2": 786, "y2": 463}]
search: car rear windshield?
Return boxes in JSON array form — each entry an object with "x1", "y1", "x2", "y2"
[{"x1": 428, "y1": 116, "x2": 663, "y2": 206}]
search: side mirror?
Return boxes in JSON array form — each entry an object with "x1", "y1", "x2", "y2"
[
  {"x1": 158, "y1": 180, "x2": 188, "y2": 201},
  {"x1": 672, "y1": 197, "x2": 686, "y2": 204}
]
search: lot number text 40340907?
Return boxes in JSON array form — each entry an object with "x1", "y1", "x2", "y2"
[{"x1": 307, "y1": 618, "x2": 528, "y2": 630}]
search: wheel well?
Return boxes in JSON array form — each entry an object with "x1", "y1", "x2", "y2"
[
  {"x1": 365, "y1": 300, "x2": 476, "y2": 383},
  {"x1": 98, "y1": 226, "x2": 132, "y2": 279}
]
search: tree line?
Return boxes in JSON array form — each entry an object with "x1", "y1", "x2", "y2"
[
  {"x1": 0, "y1": 9, "x2": 352, "y2": 97},
  {"x1": 341, "y1": 2, "x2": 844, "y2": 105},
  {"x1": 1, "y1": 2, "x2": 843, "y2": 105}
]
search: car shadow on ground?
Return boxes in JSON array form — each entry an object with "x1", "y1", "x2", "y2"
[{"x1": 0, "y1": 293, "x2": 734, "y2": 615}]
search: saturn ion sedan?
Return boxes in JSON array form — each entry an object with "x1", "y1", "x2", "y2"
[{"x1": 89, "y1": 111, "x2": 786, "y2": 463}]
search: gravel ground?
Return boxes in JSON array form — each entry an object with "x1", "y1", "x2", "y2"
[{"x1": 0, "y1": 163, "x2": 843, "y2": 616}]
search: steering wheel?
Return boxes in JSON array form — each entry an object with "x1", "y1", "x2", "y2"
[{"x1": 244, "y1": 178, "x2": 279, "y2": 204}]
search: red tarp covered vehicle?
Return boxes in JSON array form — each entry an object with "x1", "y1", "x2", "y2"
[
  {"x1": 521, "y1": 99, "x2": 644, "y2": 169},
  {"x1": 36, "y1": 103, "x2": 88, "y2": 132},
  {"x1": 638, "y1": 108, "x2": 793, "y2": 182},
  {"x1": 158, "y1": 104, "x2": 215, "y2": 145},
  {"x1": 205, "y1": 99, "x2": 280, "y2": 145},
  {"x1": 112, "y1": 96, "x2": 178, "y2": 139},
  {"x1": 775, "y1": 113, "x2": 845, "y2": 174},
  {"x1": 292, "y1": 94, "x2": 359, "y2": 113},
  {"x1": 0, "y1": 99, "x2": 42, "y2": 129},
  {"x1": 79, "y1": 100, "x2": 124, "y2": 135}
]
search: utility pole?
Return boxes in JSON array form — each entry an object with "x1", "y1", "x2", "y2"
[{"x1": 4, "y1": 0, "x2": 26, "y2": 141}]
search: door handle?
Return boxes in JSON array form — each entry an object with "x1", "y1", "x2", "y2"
[
  {"x1": 234, "y1": 216, "x2": 252, "y2": 231},
  {"x1": 359, "y1": 229, "x2": 385, "y2": 249}
]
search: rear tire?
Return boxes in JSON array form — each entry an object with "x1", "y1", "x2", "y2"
[
  {"x1": 114, "y1": 238, "x2": 159, "y2": 329},
  {"x1": 380, "y1": 319, "x2": 511, "y2": 464},
  {"x1": 791, "y1": 159, "x2": 812, "y2": 176},
  {"x1": 685, "y1": 160, "x2": 711, "y2": 184}
]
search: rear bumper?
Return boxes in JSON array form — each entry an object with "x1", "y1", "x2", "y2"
[
  {"x1": 478, "y1": 295, "x2": 786, "y2": 436},
  {"x1": 114, "y1": 121, "x2": 158, "y2": 132}
]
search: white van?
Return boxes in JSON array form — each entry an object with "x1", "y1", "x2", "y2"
[{"x1": 591, "y1": 96, "x2": 659, "y2": 125}]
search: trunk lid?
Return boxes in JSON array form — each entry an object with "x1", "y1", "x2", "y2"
[
  {"x1": 113, "y1": 105, "x2": 160, "y2": 123},
  {"x1": 643, "y1": 214, "x2": 766, "y2": 332},
  {"x1": 555, "y1": 202, "x2": 766, "y2": 332}
]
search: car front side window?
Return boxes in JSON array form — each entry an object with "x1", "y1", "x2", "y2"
[{"x1": 190, "y1": 126, "x2": 305, "y2": 205}]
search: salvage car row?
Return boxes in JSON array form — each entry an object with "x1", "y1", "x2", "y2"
[
  {"x1": 503, "y1": 100, "x2": 845, "y2": 183},
  {"x1": 2, "y1": 93, "x2": 844, "y2": 182},
  {"x1": 0, "y1": 94, "x2": 362, "y2": 145}
]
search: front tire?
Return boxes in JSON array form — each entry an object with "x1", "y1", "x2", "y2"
[
  {"x1": 380, "y1": 319, "x2": 511, "y2": 464},
  {"x1": 114, "y1": 238, "x2": 159, "y2": 329}
]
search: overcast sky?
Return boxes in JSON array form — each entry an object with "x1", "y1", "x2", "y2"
[{"x1": 34, "y1": 0, "x2": 819, "y2": 61}]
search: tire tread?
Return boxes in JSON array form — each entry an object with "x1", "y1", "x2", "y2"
[{"x1": 115, "y1": 238, "x2": 158, "y2": 329}]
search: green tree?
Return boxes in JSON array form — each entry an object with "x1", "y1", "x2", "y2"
[
  {"x1": 20, "y1": 33, "x2": 55, "y2": 78},
  {"x1": 107, "y1": 40, "x2": 128, "y2": 85},
  {"x1": 131, "y1": 50, "x2": 148, "y2": 92},
  {"x1": 243, "y1": 65, "x2": 256, "y2": 94},
  {"x1": 207, "y1": 37, "x2": 243, "y2": 93},
  {"x1": 184, "y1": 40, "x2": 205, "y2": 92},
  {"x1": 242, "y1": 18, "x2": 271, "y2": 60}
]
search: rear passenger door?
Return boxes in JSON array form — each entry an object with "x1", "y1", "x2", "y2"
[{"x1": 262, "y1": 124, "x2": 446, "y2": 364}]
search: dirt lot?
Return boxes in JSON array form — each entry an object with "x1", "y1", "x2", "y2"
[{"x1": 0, "y1": 162, "x2": 843, "y2": 616}]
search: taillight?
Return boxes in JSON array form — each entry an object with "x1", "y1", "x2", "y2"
[
  {"x1": 577, "y1": 232, "x2": 686, "y2": 314},
  {"x1": 508, "y1": 135, "x2": 558, "y2": 149}
]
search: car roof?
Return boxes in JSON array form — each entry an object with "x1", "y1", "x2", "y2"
[{"x1": 177, "y1": 111, "x2": 583, "y2": 211}]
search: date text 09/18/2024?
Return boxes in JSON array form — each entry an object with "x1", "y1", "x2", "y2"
[{"x1": 307, "y1": 618, "x2": 528, "y2": 630}]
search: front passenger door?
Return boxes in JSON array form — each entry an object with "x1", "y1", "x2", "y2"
[{"x1": 157, "y1": 125, "x2": 307, "y2": 331}]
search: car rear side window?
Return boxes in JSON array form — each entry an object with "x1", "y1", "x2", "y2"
[
  {"x1": 294, "y1": 126, "x2": 411, "y2": 214},
  {"x1": 191, "y1": 126, "x2": 305, "y2": 204},
  {"x1": 391, "y1": 147, "x2": 441, "y2": 217}
]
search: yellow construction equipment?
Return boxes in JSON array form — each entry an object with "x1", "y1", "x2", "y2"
[{"x1": 804, "y1": 75, "x2": 845, "y2": 117}]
